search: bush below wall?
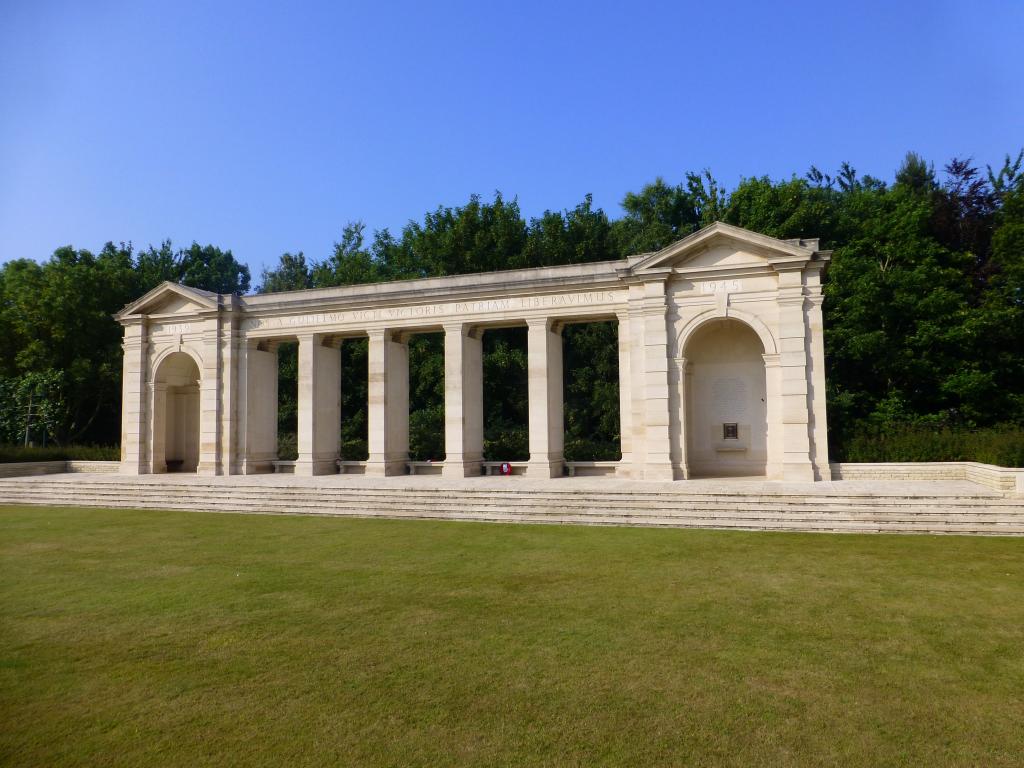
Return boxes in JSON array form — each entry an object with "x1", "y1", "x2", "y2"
[
  {"x1": 0, "y1": 445, "x2": 119, "y2": 463},
  {"x1": 840, "y1": 425, "x2": 1024, "y2": 467}
]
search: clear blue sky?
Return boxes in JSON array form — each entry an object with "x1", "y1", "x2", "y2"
[{"x1": 1, "y1": 0, "x2": 1021, "y2": 277}]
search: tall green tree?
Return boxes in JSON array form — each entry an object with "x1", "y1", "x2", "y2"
[{"x1": 178, "y1": 242, "x2": 250, "y2": 294}]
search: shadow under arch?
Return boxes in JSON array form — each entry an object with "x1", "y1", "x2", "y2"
[
  {"x1": 676, "y1": 307, "x2": 778, "y2": 358},
  {"x1": 680, "y1": 314, "x2": 771, "y2": 478},
  {"x1": 151, "y1": 350, "x2": 202, "y2": 473}
]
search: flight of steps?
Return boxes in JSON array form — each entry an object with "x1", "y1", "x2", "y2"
[{"x1": 1, "y1": 476, "x2": 1023, "y2": 535}]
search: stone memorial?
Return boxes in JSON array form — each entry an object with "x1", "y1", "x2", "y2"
[{"x1": 115, "y1": 222, "x2": 830, "y2": 481}]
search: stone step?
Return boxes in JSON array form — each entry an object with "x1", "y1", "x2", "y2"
[
  {"x1": 5, "y1": 492, "x2": 1024, "y2": 527},
  {"x1": 5, "y1": 492, "x2": 1022, "y2": 518},
  {"x1": 6, "y1": 488, "x2": 1023, "y2": 517},
  {"x1": 4, "y1": 497, "x2": 1023, "y2": 535},
  {"x1": 2, "y1": 480, "x2": 1022, "y2": 535},
  {"x1": 3, "y1": 480, "x2": 1020, "y2": 508}
]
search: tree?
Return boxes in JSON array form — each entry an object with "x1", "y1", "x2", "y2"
[
  {"x1": 0, "y1": 243, "x2": 136, "y2": 444},
  {"x1": 178, "y1": 242, "x2": 250, "y2": 294},
  {"x1": 259, "y1": 252, "x2": 314, "y2": 294}
]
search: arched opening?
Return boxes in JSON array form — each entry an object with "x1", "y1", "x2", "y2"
[
  {"x1": 685, "y1": 319, "x2": 767, "y2": 478},
  {"x1": 153, "y1": 351, "x2": 201, "y2": 473}
]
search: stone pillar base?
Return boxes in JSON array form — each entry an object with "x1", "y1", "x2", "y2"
[
  {"x1": 238, "y1": 456, "x2": 276, "y2": 475},
  {"x1": 196, "y1": 461, "x2": 218, "y2": 476},
  {"x1": 782, "y1": 462, "x2": 815, "y2": 482},
  {"x1": 365, "y1": 458, "x2": 408, "y2": 477},
  {"x1": 442, "y1": 460, "x2": 482, "y2": 478},
  {"x1": 293, "y1": 457, "x2": 339, "y2": 476},
  {"x1": 642, "y1": 463, "x2": 675, "y2": 481},
  {"x1": 525, "y1": 459, "x2": 564, "y2": 478}
]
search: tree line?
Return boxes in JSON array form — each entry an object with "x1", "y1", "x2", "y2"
[{"x1": 1, "y1": 151, "x2": 1022, "y2": 463}]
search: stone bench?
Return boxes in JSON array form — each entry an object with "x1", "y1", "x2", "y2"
[
  {"x1": 407, "y1": 461, "x2": 442, "y2": 476},
  {"x1": 272, "y1": 460, "x2": 296, "y2": 474},
  {"x1": 564, "y1": 460, "x2": 620, "y2": 477}
]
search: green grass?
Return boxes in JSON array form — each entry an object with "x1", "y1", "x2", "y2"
[{"x1": 1, "y1": 507, "x2": 1022, "y2": 767}]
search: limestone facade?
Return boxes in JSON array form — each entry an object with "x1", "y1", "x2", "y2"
[{"x1": 115, "y1": 222, "x2": 831, "y2": 481}]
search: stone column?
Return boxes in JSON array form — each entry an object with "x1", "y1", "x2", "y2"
[
  {"x1": 295, "y1": 333, "x2": 341, "y2": 475},
  {"x1": 675, "y1": 356, "x2": 691, "y2": 479},
  {"x1": 197, "y1": 312, "x2": 222, "y2": 475},
  {"x1": 775, "y1": 269, "x2": 815, "y2": 481},
  {"x1": 367, "y1": 329, "x2": 409, "y2": 476},
  {"x1": 218, "y1": 313, "x2": 239, "y2": 474},
  {"x1": 526, "y1": 317, "x2": 564, "y2": 478},
  {"x1": 237, "y1": 340, "x2": 279, "y2": 474},
  {"x1": 120, "y1": 319, "x2": 149, "y2": 474},
  {"x1": 442, "y1": 322, "x2": 483, "y2": 478},
  {"x1": 616, "y1": 311, "x2": 632, "y2": 476},
  {"x1": 627, "y1": 285, "x2": 647, "y2": 477},
  {"x1": 640, "y1": 279, "x2": 674, "y2": 480},
  {"x1": 806, "y1": 287, "x2": 830, "y2": 479},
  {"x1": 149, "y1": 382, "x2": 167, "y2": 473},
  {"x1": 762, "y1": 353, "x2": 783, "y2": 479}
]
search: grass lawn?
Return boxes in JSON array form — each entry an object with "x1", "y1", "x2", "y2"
[{"x1": 1, "y1": 507, "x2": 1022, "y2": 767}]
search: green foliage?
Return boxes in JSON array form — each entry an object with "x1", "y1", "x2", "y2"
[
  {"x1": 482, "y1": 329, "x2": 529, "y2": 461},
  {"x1": 339, "y1": 339, "x2": 369, "y2": 460},
  {"x1": 0, "y1": 444, "x2": 119, "y2": 462},
  {"x1": 177, "y1": 242, "x2": 251, "y2": 294},
  {"x1": 562, "y1": 322, "x2": 620, "y2": 461},
  {"x1": 276, "y1": 343, "x2": 298, "y2": 459},
  {"x1": 408, "y1": 335, "x2": 444, "y2": 461},
  {"x1": 841, "y1": 424, "x2": 1024, "y2": 466},
  {"x1": 258, "y1": 252, "x2": 312, "y2": 293}
]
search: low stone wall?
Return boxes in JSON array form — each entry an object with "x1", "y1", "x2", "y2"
[
  {"x1": 0, "y1": 461, "x2": 68, "y2": 478},
  {"x1": 0, "y1": 460, "x2": 119, "y2": 478},
  {"x1": 66, "y1": 461, "x2": 121, "y2": 474},
  {"x1": 830, "y1": 462, "x2": 1024, "y2": 495}
]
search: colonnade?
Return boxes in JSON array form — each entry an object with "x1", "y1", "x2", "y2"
[{"x1": 248, "y1": 316, "x2": 600, "y2": 478}]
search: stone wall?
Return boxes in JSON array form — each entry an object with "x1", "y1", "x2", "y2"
[
  {"x1": 0, "y1": 461, "x2": 120, "y2": 478},
  {"x1": 830, "y1": 462, "x2": 1024, "y2": 495}
]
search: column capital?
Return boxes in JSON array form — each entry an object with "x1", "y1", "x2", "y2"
[
  {"x1": 673, "y1": 356, "x2": 692, "y2": 374},
  {"x1": 443, "y1": 321, "x2": 483, "y2": 340},
  {"x1": 526, "y1": 317, "x2": 563, "y2": 334}
]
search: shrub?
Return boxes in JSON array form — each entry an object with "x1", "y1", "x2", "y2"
[
  {"x1": 0, "y1": 444, "x2": 120, "y2": 463},
  {"x1": 839, "y1": 425, "x2": 1024, "y2": 467}
]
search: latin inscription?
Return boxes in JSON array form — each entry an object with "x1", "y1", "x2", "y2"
[{"x1": 242, "y1": 290, "x2": 621, "y2": 330}]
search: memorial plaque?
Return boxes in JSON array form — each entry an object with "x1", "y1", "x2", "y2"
[{"x1": 712, "y1": 377, "x2": 748, "y2": 423}]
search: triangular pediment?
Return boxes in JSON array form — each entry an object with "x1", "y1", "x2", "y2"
[
  {"x1": 630, "y1": 222, "x2": 818, "y2": 274},
  {"x1": 115, "y1": 281, "x2": 219, "y2": 321}
]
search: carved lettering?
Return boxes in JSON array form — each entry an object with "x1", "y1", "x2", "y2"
[
  {"x1": 152, "y1": 322, "x2": 193, "y2": 335},
  {"x1": 701, "y1": 280, "x2": 742, "y2": 294}
]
